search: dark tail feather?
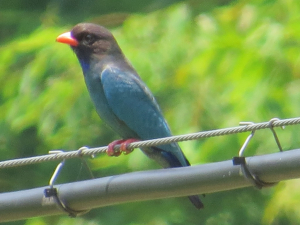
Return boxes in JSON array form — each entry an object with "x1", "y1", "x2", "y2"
[
  {"x1": 188, "y1": 195, "x2": 204, "y2": 209},
  {"x1": 151, "y1": 147, "x2": 204, "y2": 209}
]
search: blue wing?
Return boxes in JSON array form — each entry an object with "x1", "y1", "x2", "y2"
[
  {"x1": 100, "y1": 66, "x2": 188, "y2": 167},
  {"x1": 101, "y1": 67, "x2": 168, "y2": 140}
]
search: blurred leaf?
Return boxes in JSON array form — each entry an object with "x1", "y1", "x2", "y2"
[{"x1": 1, "y1": 0, "x2": 300, "y2": 224}]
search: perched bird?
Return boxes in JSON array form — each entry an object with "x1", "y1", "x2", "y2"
[{"x1": 56, "y1": 23, "x2": 203, "y2": 209}]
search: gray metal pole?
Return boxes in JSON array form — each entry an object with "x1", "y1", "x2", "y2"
[{"x1": 1, "y1": 148, "x2": 300, "y2": 222}]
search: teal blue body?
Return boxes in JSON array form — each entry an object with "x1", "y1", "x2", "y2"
[{"x1": 83, "y1": 63, "x2": 188, "y2": 168}]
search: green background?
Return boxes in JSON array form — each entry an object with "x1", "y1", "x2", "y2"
[{"x1": 1, "y1": 0, "x2": 300, "y2": 224}]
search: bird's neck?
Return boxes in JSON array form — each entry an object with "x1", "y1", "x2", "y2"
[
  {"x1": 78, "y1": 59, "x2": 90, "y2": 73},
  {"x1": 79, "y1": 52, "x2": 138, "y2": 77}
]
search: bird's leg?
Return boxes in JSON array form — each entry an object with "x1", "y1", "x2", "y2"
[{"x1": 107, "y1": 139, "x2": 139, "y2": 156}]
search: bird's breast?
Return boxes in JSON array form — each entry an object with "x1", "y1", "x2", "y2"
[{"x1": 83, "y1": 70, "x2": 137, "y2": 139}]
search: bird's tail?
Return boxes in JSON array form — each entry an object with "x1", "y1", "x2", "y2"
[
  {"x1": 147, "y1": 146, "x2": 204, "y2": 209},
  {"x1": 188, "y1": 195, "x2": 204, "y2": 209},
  {"x1": 185, "y1": 156, "x2": 204, "y2": 209}
]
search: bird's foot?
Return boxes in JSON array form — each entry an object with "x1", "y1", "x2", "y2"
[
  {"x1": 119, "y1": 139, "x2": 139, "y2": 155},
  {"x1": 107, "y1": 139, "x2": 139, "y2": 156},
  {"x1": 107, "y1": 140, "x2": 123, "y2": 156}
]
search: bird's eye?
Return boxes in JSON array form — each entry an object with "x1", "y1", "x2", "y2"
[{"x1": 83, "y1": 34, "x2": 95, "y2": 45}]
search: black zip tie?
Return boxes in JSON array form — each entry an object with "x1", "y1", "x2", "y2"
[
  {"x1": 44, "y1": 151, "x2": 89, "y2": 217},
  {"x1": 232, "y1": 123, "x2": 277, "y2": 189},
  {"x1": 44, "y1": 187, "x2": 88, "y2": 217}
]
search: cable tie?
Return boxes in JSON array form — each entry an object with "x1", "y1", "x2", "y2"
[
  {"x1": 44, "y1": 154, "x2": 90, "y2": 217},
  {"x1": 233, "y1": 125, "x2": 277, "y2": 189},
  {"x1": 44, "y1": 186, "x2": 89, "y2": 217}
]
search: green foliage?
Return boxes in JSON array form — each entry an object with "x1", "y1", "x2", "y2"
[{"x1": 1, "y1": 0, "x2": 300, "y2": 224}]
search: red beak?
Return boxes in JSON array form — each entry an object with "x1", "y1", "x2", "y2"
[{"x1": 56, "y1": 32, "x2": 79, "y2": 47}]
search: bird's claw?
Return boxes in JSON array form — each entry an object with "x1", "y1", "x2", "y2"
[
  {"x1": 120, "y1": 139, "x2": 138, "y2": 154},
  {"x1": 107, "y1": 139, "x2": 138, "y2": 156},
  {"x1": 107, "y1": 140, "x2": 123, "y2": 156}
]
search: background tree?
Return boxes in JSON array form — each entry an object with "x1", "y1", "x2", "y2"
[{"x1": 1, "y1": 0, "x2": 300, "y2": 224}]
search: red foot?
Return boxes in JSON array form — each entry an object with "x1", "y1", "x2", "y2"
[
  {"x1": 120, "y1": 139, "x2": 139, "y2": 154},
  {"x1": 107, "y1": 139, "x2": 139, "y2": 156},
  {"x1": 107, "y1": 140, "x2": 124, "y2": 156}
]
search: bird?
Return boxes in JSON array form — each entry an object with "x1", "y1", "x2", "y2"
[{"x1": 56, "y1": 23, "x2": 203, "y2": 209}]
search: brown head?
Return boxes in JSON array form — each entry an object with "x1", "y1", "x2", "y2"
[{"x1": 56, "y1": 23, "x2": 123, "y2": 67}]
